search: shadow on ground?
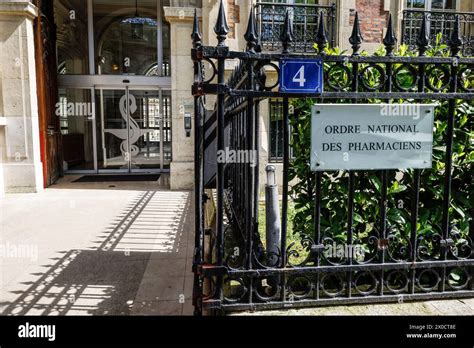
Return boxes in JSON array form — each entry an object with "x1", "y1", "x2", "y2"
[{"x1": 0, "y1": 190, "x2": 192, "y2": 315}]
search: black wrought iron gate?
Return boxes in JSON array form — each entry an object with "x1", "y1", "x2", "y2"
[{"x1": 192, "y1": 2, "x2": 474, "y2": 315}]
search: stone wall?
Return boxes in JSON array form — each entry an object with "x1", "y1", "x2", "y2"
[
  {"x1": 337, "y1": 0, "x2": 402, "y2": 53},
  {"x1": 165, "y1": 0, "x2": 252, "y2": 190},
  {"x1": 353, "y1": 0, "x2": 389, "y2": 44},
  {"x1": 0, "y1": 1, "x2": 43, "y2": 195},
  {"x1": 164, "y1": 7, "x2": 201, "y2": 190}
]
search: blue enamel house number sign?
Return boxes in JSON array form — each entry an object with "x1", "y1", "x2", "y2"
[{"x1": 279, "y1": 59, "x2": 324, "y2": 93}]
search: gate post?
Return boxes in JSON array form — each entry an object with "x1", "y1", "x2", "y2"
[
  {"x1": 265, "y1": 165, "x2": 281, "y2": 268},
  {"x1": 191, "y1": 9, "x2": 204, "y2": 316},
  {"x1": 214, "y1": 0, "x2": 229, "y2": 306}
]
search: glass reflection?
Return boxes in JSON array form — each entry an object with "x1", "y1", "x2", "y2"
[
  {"x1": 55, "y1": 0, "x2": 89, "y2": 74},
  {"x1": 93, "y1": 0, "x2": 170, "y2": 76}
]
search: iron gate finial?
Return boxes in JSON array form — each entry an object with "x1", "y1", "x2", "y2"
[
  {"x1": 191, "y1": 9, "x2": 202, "y2": 48},
  {"x1": 315, "y1": 11, "x2": 328, "y2": 54},
  {"x1": 280, "y1": 8, "x2": 294, "y2": 54},
  {"x1": 449, "y1": 15, "x2": 463, "y2": 57},
  {"x1": 244, "y1": 7, "x2": 259, "y2": 53},
  {"x1": 417, "y1": 14, "x2": 430, "y2": 56},
  {"x1": 383, "y1": 13, "x2": 397, "y2": 56},
  {"x1": 192, "y1": 4, "x2": 474, "y2": 314},
  {"x1": 349, "y1": 12, "x2": 363, "y2": 56},
  {"x1": 214, "y1": 0, "x2": 229, "y2": 47}
]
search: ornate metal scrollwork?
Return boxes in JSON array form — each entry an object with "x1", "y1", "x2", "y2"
[
  {"x1": 325, "y1": 63, "x2": 352, "y2": 91},
  {"x1": 386, "y1": 229, "x2": 412, "y2": 263},
  {"x1": 416, "y1": 232, "x2": 443, "y2": 261},
  {"x1": 286, "y1": 235, "x2": 315, "y2": 267},
  {"x1": 353, "y1": 271, "x2": 379, "y2": 296},
  {"x1": 194, "y1": 1, "x2": 474, "y2": 314},
  {"x1": 447, "y1": 229, "x2": 472, "y2": 260},
  {"x1": 416, "y1": 268, "x2": 441, "y2": 292},
  {"x1": 425, "y1": 64, "x2": 451, "y2": 92},
  {"x1": 359, "y1": 64, "x2": 387, "y2": 91},
  {"x1": 385, "y1": 270, "x2": 410, "y2": 294},
  {"x1": 393, "y1": 64, "x2": 419, "y2": 91},
  {"x1": 254, "y1": 276, "x2": 281, "y2": 302},
  {"x1": 223, "y1": 277, "x2": 248, "y2": 303},
  {"x1": 287, "y1": 275, "x2": 314, "y2": 300},
  {"x1": 254, "y1": 61, "x2": 280, "y2": 91},
  {"x1": 458, "y1": 66, "x2": 473, "y2": 92},
  {"x1": 447, "y1": 267, "x2": 471, "y2": 291},
  {"x1": 320, "y1": 273, "x2": 346, "y2": 298}
]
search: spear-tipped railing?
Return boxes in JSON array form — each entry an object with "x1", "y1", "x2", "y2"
[
  {"x1": 192, "y1": 2, "x2": 474, "y2": 315},
  {"x1": 402, "y1": 9, "x2": 473, "y2": 56}
]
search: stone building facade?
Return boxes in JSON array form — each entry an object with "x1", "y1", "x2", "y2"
[{"x1": 0, "y1": 0, "x2": 472, "y2": 195}]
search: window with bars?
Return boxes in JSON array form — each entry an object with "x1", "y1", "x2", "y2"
[
  {"x1": 256, "y1": 0, "x2": 336, "y2": 53},
  {"x1": 406, "y1": 0, "x2": 458, "y2": 10},
  {"x1": 258, "y1": 0, "x2": 320, "y2": 3},
  {"x1": 402, "y1": 0, "x2": 472, "y2": 56}
]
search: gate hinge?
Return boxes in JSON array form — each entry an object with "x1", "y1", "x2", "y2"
[
  {"x1": 196, "y1": 264, "x2": 228, "y2": 277},
  {"x1": 191, "y1": 47, "x2": 203, "y2": 61},
  {"x1": 193, "y1": 83, "x2": 228, "y2": 95},
  {"x1": 192, "y1": 82, "x2": 204, "y2": 97},
  {"x1": 201, "y1": 46, "x2": 229, "y2": 59},
  {"x1": 202, "y1": 298, "x2": 222, "y2": 310}
]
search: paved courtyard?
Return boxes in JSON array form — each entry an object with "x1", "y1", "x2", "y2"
[
  {"x1": 0, "y1": 175, "x2": 195, "y2": 315},
  {"x1": 1, "y1": 176, "x2": 473, "y2": 316}
]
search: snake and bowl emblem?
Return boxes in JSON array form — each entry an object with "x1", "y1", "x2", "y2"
[{"x1": 104, "y1": 93, "x2": 155, "y2": 162}]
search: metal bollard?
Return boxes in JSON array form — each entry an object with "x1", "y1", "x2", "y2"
[{"x1": 265, "y1": 165, "x2": 281, "y2": 268}]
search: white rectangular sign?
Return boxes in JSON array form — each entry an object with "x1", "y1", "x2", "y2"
[{"x1": 311, "y1": 104, "x2": 435, "y2": 171}]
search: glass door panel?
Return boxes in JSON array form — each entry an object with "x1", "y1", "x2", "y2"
[
  {"x1": 96, "y1": 89, "x2": 129, "y2": 171},
  {"x1": 128, "y1": 90, "x2": 161, "y2": 170},
  {"x1": 128, "y1": 90, "x2": 172, "y2": 171},
  {"x1": 162, "y1": 91, "x2": 172, "y2": 169},
  {"x1": 95, "y1": 88, "x2": 171, "y2": 172},
  {"x1": 59, "y1": 88, "x2": 95, "y2": 171}
]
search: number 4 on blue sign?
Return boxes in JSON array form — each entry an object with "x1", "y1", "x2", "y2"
[{"x1": 279, "y1": 59, "x2": 324, "y2": 94}]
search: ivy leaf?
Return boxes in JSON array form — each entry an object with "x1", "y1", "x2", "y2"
[
  {"x1": 353, "y1": 212, "x2": 364, "y2": 224},
  {"x1": 369, "y1": 175, "x2": 382, "y2": 193},
  {"x1": 451, "y1": 203, "x2": 466, "y2": 219}
]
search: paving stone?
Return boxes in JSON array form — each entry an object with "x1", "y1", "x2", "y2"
[
  {"x1": 131, "y1": 300, "x2": 183, "y2": 315},
  {"x1": 183, "y1": 275, "x2": 194, "y2": 299},
  {"x1": 182, "y1": 298, "x2": 194, "y2": 316},
  {"x1": 142, "y1": 258, "x2": 187, "y2": 278},
  {"x1": 134, "y1": 276, "x2": 186, "y2": 302},
  {"x1": 460, "y1": 298, "x2": 474, "y2": 311},
  {"x1": 428, "y1": 300, "x2": 474, "y2": 315}
]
